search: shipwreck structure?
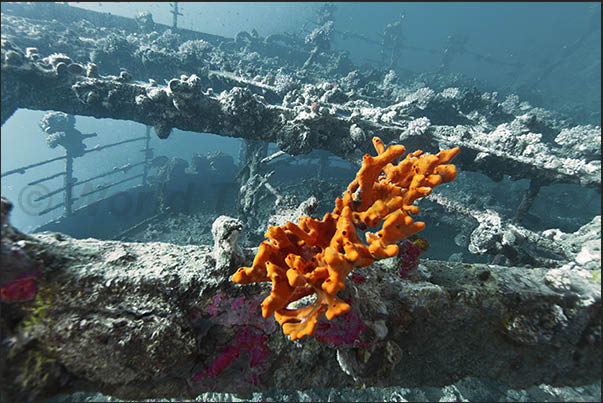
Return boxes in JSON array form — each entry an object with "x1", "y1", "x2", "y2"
[{"x1": 1, "y1": 3, "x2": 600, "y2": 402}]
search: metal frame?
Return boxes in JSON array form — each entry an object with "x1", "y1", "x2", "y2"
[{"x1": 1, "y1": 126, "x2": 153, "y2": 217}]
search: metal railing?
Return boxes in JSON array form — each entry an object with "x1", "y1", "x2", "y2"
[{"x1": 1, "y1": 126, "x2": 153, "y2": 218}]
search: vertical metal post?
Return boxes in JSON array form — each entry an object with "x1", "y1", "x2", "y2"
[
  {"x1": 142, "y1": 125, "x2": 151, "y2": 187},
  {"x1": 512, "y1": 178, "x2": 542, "y2": 224},
  {"x1": 64, "y1": 149, "x2": 74, "y2": 216},
  {"x1": 170, "y1": 2, "x2": 182, "y2": 29},
  {"x1": 172, "y1": 2, "x2": 178, "y2": 28}
]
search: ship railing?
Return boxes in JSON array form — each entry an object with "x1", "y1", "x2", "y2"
[{"x1": 1, "y1": 126, "x2": 153, "y2": 218}]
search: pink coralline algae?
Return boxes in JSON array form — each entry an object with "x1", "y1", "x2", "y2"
[
  {"x1": 396, "y1": 239, "x2": 426, "y2": 279},
  {"x1": 350, "y1": 272, "x2": 366, "y2": 284},
  {"x1": 190, "y1": 292, "x2": 275, "y2": 386},
  {"x1": 0, "y1": 273, "x2": 39, "y2": 303},
  {"x1": 190, "y1": 326, "x2": 270, "y2": 382},
  {"x1": 1, "y1": 240, "x2": 41, "y2": 302},
  {"x1": 314, "y1": 298, "x2": 369, "y2": 349},
  {"x1": 204, "y1": 292, "x2": 277, "y2": 332}
]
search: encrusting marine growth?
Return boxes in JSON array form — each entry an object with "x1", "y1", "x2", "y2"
[{"x1": 232, "y1": 137, "x2": 460, "y2": 340}]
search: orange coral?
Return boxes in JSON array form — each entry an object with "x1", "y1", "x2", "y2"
[{"x1": 232, "y1": 137, "x2": 459, "y2": 340}]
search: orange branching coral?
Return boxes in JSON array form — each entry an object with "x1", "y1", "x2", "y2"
[{"x1": 232, "y1": 137, "x2": 460, "y2": 340}]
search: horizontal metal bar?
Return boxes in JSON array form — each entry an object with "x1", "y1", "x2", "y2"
[
  {"x1": 36, "y1": 201, "x2": 65, "y2": 216},
  {"x1": 1, "y1": 155, "x2": 66, "y2": 178},
  {"x1": 36, "y1": 196, "x2": 80, "y2": 216},
  {"x1": 78, "y1": 174, "x2": 144, "y2": 198},
  {"x1": 84, "y1": 136, "x2": 147, "y2": 154},
  {"x1": 115, "y1": 211, "x2": 167, "y2": 241},
  {"x1": 33, "y1": 185, "x2": 67, "y2": 202},
  {"x1": 27, "y1": 171, "x2": 66, "y2": 186},
  {"x1": 73, "y1": 161, "x2": 146, "y2": 188}
]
